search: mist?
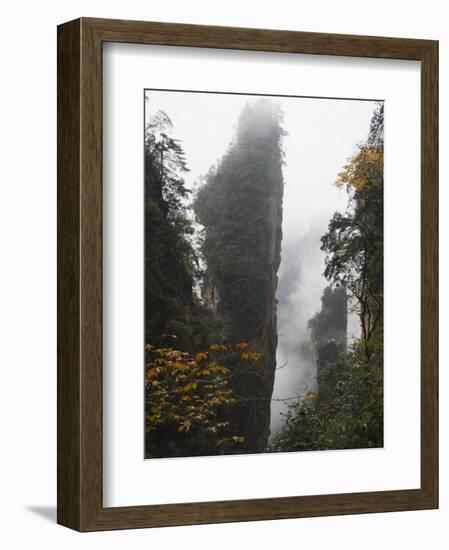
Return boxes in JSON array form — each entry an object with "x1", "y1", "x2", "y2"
[{"x1": 145, "y1": 89, "x2": 377, "y2": 437}]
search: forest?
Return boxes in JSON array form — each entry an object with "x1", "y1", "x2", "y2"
[{"x1": 144, "y1": 95, "x2": 384, "y2": 459}]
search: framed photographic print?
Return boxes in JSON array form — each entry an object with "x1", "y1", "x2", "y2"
[{"x1": 57, "y1": 17, "x2": 438, "y2": 531}]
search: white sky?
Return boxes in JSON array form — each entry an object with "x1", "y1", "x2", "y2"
[{"x1": 144, "y1": 90, "x2": 378, "y2": 434}]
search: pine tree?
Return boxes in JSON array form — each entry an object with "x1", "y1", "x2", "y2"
[{"x1": 144, "y1": 110, "x2": 196, "y2": 349}]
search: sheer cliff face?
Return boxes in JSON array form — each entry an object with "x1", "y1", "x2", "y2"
[
  {"x1": 310, "y1": 286, "x2": 348, "y2": 352},
  {"x1": 309, "y1": 286, "x2": 348, "y2": 400},
  {"x1": 195, "y1": 99, "x2": 285, "y2": 452}
]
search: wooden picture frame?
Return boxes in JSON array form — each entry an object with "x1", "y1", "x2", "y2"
[{"x1": 57, "y1": 17, "x2": 438, "y2": 531}]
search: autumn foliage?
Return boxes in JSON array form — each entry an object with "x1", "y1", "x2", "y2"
[
  {"x1": 336, "y1": 145, "x2": 383, "y2": 192},
  {"x1": 145, "y1": 340, "x2": 263, "y2": 458}
]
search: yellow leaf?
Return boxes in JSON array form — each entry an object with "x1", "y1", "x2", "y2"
[
  {"x1": 146, "y1": 367, "x2": 162, "y2": 379},
  {"x1": 210, "y1": 343, "x2": 228, "y2": 351},
  {"x1": 235, "y1": 342, "x2": 249, "y2": 350},
  {"x1": 182, "y1": 382, "x2": 198, "y2": 393}
]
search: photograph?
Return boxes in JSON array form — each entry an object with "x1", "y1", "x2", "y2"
[
  {"x1": 53, "y1": 13, "x2": 438, "y2": 533},
  {"x1": 143, "y1": 89, "x2": 384, "y2": 459}
]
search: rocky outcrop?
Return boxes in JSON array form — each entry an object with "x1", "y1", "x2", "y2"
[
  {"x1": 309, "y1": 286, "x2": 347, "y2": 400},
  {"x1": 195, "y1": 99, "x2": 285, "y2": 452}
]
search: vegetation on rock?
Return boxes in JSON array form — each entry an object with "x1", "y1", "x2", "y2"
[{"x1": 194, "y1": 99, "x2": 285, "y2": 452}]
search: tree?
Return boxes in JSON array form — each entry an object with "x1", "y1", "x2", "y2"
[
  {"x1": 144, "y1": 110, "x2": 199, "y2": 350},
  {"x1": 145, "y1": 340, "x2": 263, "y2": 458},
  {"x1": 269, "y1": 340, "x2": 383, "y2": 452},
  {"x1": 321, "y1": 103, "x2": 383, "y2": 352}
]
